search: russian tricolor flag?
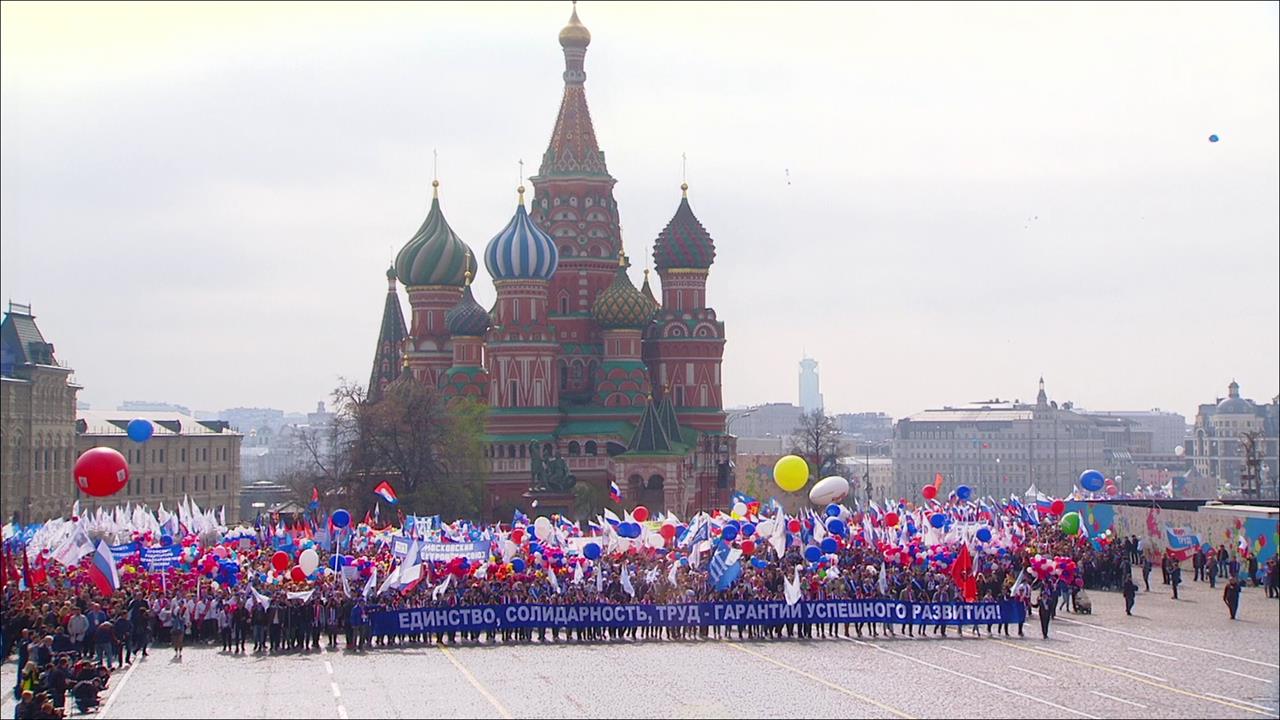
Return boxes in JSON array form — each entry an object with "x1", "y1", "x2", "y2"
[
  {"x1": 88, "y1": 540, "x2": 119, "y2": 596},
  {"x1": 373, "y1": 481, "x2": 399, "y2": 505},
  {"x1": 609, "y1": 481, "x2": 622, "y2": 503}
]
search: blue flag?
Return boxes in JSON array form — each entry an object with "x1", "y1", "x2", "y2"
[{"x1": 708, "y1": 541, "x2": 742, "y2": 591}]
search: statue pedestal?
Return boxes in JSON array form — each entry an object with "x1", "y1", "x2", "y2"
[{"x1": 521, "y1": 490, "x2": 575, "y2": 516}]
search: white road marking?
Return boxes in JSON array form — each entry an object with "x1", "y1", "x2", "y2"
[
  {"x1": 1216, "y1": 667, "x2": 1274, "y2": 684},
  {"x1": 324, "y1": 660, "x2": 334, "y2": 675},
  {"x1": 441, "y1": 646, "x2": 513, "y2": 719},
  {"x1": 1058, "y1": 618, "x2": 1280, "y2": 669},
  {"x1": 331, "y1": 682, "x2": 342, "y2": 699},
  {"x1": 940, "y1": 646, "x2": 980, "y2": 659},
  {"x1": 1056, "y1": 631, "x2": 1092, "y2": 641},
  {"x1": 337, "y1": 706, "x2": 349, "y2": 720},
  {"x1": 1205, "y1": 693, "x2": 1278, "y2": 713},
  {"x1": 1108, "y1": 665, "x2": 1167, "y2": 683},
  {"x1": 726, "y1": 641, "x2": 915, "y2": 719},
  {"x1": 1090, "y1": 691, "x2": 1147, "y2": 709},
  {"x1": 1007, "y1": 665, "x2": 1054, "y2": 681},
  {"x1": 849, "y1": 639, "x2": 1099, "y2": 719},
  {"x1": 96, "y1": 654, "x2": 144, "y2": 719},
  {"x1": 1128, "y1": 647, "x2": 1179, "y2": 661}
]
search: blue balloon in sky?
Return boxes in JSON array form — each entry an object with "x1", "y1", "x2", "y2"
[
  {"x1": 331, "y1": 509, "x2": 352, "y2": 529},
  {"x1": 929, "y1": 513, "x2": 947, "y2": 529},
  {"x1": 127, "y1": 418, "x2": 154, "y2": 443},
  {"x1": 956, "y1": 485, "x2": 972, "y2": 501},
  {"x1": 820, "y1": 537, "x2": 838, "y2": 554},
  {"x1": 1209, "y1": 134, "x2": 1219, "y2": 143},
  {"x1": 1080, "y1": 469, "x2": 1105, "y2": 492},
  {"x1": 803, "y1": 545, "x2": 822, "y2": 563},
  {"x1": 583, "y1": 543, "x2": 602, "y2": 560},
  {"x1": 721, "y1": 524, "x2": 739, "y2": 542},
  {"x1": 976, "y1": 527, "x2": 993, "y2": 543}
]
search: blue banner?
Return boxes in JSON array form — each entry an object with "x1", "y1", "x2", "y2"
[
  {"x1": 391, "y1": 538, "x2": 489, "y2": 562},
  {"x1": 140, "y1": 546, "x2": 180, "y2": 571},
  {"x1": 369, "y1": 600, "x2": 1026, "y2": 636},
  {"x1": 109, "y1": 542, "x2": 139, "y2": 561}
]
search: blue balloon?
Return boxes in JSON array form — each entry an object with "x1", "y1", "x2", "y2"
[
  {"x1": 803, "y1": 545, "x2": 822, "y2": 563},
  {"x1": 159, "y1": 535, "x2": 173, "y2": 547},
  {"x1": 825, "y1": 503, "x2": 841, "y2": 518},
  {"x1": 1209, "y1": 134, "x2": 1219, "y2": 142},
  {"x1": 741, "y1": 523, "x2": 756, "y2": 537},
  {"x1": 127, "y1": 418, "x2": 154, "y2": 443},
  {"x1": 511, "y1": 558, "x2": 526, "y2": 572},
  {"x1": 1080, "y1": 470, "x2": 1105, "y2": 492},
  {"x1": 826, "y1": 518, "x2": 846, "y2": 536},
  {"x1": 929, "y1": 513, "x2": 946, "y2": 529},
  {"x1": 528, "y1": 542, "x2": 543, "y2": 556},
  {"x1": 679, "y1": 557, "x2": 689, "y2": 566},
  {"x1": 624, "y1": 522, "x2": 642, "y2": 538},
  {"x1": 956, "y1": 485, "x2": 972, "y2": 501},
  {"x1": 721, "y1": 524, "x2": 739, "y2": 542},
  {"x1": 751, "y1": 558, "x2": 769, "y2": 569},
  {"x1": 976, "y1": 527, "x2": 992, "y2": 543},
  {"x1": 820, "y1": 537, "x2": 838, "y2": 554},
  {"x1": 331, "y1": 509, "x2": 351, "y2": 529},
  {"x1": 583, "y1": 542, "x2": 601, "y2": 560}
]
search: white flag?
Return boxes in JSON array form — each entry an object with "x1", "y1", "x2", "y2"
[
  {"x1": 362, "y1": 568, "x2": 377, "y2": 599},
  {"x1": 547, "y1": 567, "x2": 561, "y2": 595},
  {"x1": 251, "y1": 586, "x2": 272, "y2": 610},
  {"x1": 573, "y1": 562, "x2": 584, "y2": 585},
  {"x1": 432, "y1": 574, "x2": 452, "y2": 601},
  {"x1": 620, "y1": 564, "x2": 635, "y2": 598},
  {"x1": 667, "y1": 560, "x2": 679, "y2": 587},
  {"x1": 784, "y1": 566, "x2": 802, "y2": 606}
]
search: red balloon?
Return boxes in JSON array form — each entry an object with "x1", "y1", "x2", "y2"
[
  {"x1": 1105, "y1": 485, "x2": 1118, "y2": 497},
  {"x1": 787, "y1": 519, "x2": 802, "y2": 533},
  {"x1": 511, "y1": 528, "x2": 525, "y2": 544},
  {"x1": 633, "y1": 506, "x2": 649, "y2": 522},
  {"x1": 922, "y1": 485, "x2": 938, "y2": 500},
  {"x1": 73, "y1": 447, "x2": 129, "y2": 497},
  {"x1": 271, "y1": 551, "x2": 290, "y2": 573},
  {"x1": 884, "y1": 512, "x2": 900, "y2": 527},
  {"x1": 740, "y1": 540, "x2": 756, "y2": 555},
  {"x1": 289, "y1": 566, "x2": 305, "y2": 582},
  {"x1": 1050, "y1": 499, "x2": 1066, "y2": 516},
  {"x1": 659, "y1": 524, "x2": 676, "y2": 540}
]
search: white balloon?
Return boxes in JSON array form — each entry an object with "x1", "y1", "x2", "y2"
[
  {"x1": 298, "y1": 548, "x2": 319, "y2": 575},
  {"x1": 646, "y1": 533, "x2": 665, "y2": 549},
  {"x1": 1174, "y1": 445, "x2": 1185, "y2": 457},
  {"x1": 809, "y1": 476, "x2": 850, "y2": 506},
  {"x1": 756, "y1": 519, "x2": 775, "y2": 537},
  {"x1": 534, "y1": 516, "x2": 553, "y2": 538}
]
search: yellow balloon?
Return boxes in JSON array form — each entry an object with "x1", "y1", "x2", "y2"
[{"x1": 773, "y1": 454, "x2": 810, "y2": 492}]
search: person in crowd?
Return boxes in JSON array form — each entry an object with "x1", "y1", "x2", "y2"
[
  {"x1": 1223, "y1": 577, "x2": 1242, "y2": 620},
  {"x1": 1122, "y1": 574, "x2": 1138, "y2": 616},
  {"x1": 1141, "y1": 554, "x2": 1152, "y2": 592},
  {"x1": 170, "y1": 604, "x2": 187, "y2": 659},
  {"x1": 1170, "y1": 560, "x2": 1182, "y2": 600}
]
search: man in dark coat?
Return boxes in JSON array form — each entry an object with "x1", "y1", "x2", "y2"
[
  {"x1": 1224, "y1": 577, "x2": 1242, "y2": 620},
  {"x1": 1122, "y1": 575, "x2": 1138, "y2": 616}
]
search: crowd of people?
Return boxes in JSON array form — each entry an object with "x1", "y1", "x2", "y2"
[{"x1": 3, "y1": 497, "x2": 1277, "y2": 718}]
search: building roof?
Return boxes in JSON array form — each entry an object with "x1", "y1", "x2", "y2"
[
  {"x1": 591, "y1": 255, "x2": 654, "y2": 329},
  {"x1": 1, "y1": 302, "x2": 59, "y2": 376},
  {"x1": 369, "y1": 268, "x2": 409, "y2": 403},
  {"x1": 904, "y1": 407, "x2": 1034, "y2": 423},
  {"x1": 484, "y1": 198, "x2": 558, "y2": 281},
  {"x1": 627, "y1": 398, "x2": 671, "y2": 453},
  {"x1": 445, "y1": 278, "x2": 490, "y2": 336},
  {"x1": 77, "y1": 410, "x2": 240, "y2": 436}
]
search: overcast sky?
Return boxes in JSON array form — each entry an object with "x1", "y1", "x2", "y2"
[{"x1": 2, "y1": 1, "x2": 1277, "y2": 422}]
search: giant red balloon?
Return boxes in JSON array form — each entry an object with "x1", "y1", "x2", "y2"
[
  {"x1": 1105, "y1": 485, "x2": 1118, "y2": 497},
  {"x1": 659, "y1": 524, "x2": 676, "y2": 540},
  {"x1": 740, "y1": 539, "x2": 756, "y2": 555},
  {"x1": 1050, "y1": 499, "x2": 1066, "y2": 516},
  {"x1": 922, "y1": 485, "x2": 938, "y2": 500},
  {"x1": 787, "y1": 519, "x2": 802, "y2": 533},
  {"x1": 884, "y1": 512, "x2": 900, "y2": 527},
  {"x1": 632, "y1": 506, "x2": 649, "y2": 522},
  {"x1": 271, "y1": 551, "x2": 290, "y2": 573},
  {"x1": 73, "y1": 447, "x2": 129, "y2": 497},
  {"x1": 511, "y1": 528, "x2": 525, "y2": 544},
  {"x1": 289, "y1": 566, "x2": 306, "y2": 582}
]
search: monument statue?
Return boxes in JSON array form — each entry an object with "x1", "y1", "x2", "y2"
[{"x1": 528, "y1": 441, "x2": 577, "y2": 493}]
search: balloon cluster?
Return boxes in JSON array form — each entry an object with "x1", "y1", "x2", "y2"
[{"x1": 1027, "y1": 554, "x2": 1079, "y2": 584}]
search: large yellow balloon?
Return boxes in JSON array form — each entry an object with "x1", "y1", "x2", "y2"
[{"x1": 773, "y1": 454, "x2": 810, "y2": 492}]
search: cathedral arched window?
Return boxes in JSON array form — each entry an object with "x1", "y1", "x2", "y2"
[
  {"x1": 568, "y1": 441, "x2": 580, "y2": 456},
  {"x1": 585, "y1": 441, "x2": 598, "y2": 456}
]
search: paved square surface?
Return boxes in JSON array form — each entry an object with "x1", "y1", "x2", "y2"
[{"x1": 4, "y1": 579, "x2": 1277, "y2": 718}]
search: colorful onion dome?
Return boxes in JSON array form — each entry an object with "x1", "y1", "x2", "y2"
[
  {"x1": 395, "y1": 181, "x2": 476, "y2": 287},
  {"x1": 445, "y1": 272, "x2": 490, "y2": 336},
  {"x1": 592, "y1": 254, "x2": 654, "y2": 329},
  {"x1": 484, "y1": 187, "x2": 559, "y2": 281},
  {"x1": 559, "y1": 3, "x2": 591, "y2": 48},
  {"x1": 652, "y1": 183, "x2": 715, "y2": 271}
]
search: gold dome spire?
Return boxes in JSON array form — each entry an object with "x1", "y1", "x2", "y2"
[{"x1": 559, "y1": 1, "x2": 591, "y2": 48}]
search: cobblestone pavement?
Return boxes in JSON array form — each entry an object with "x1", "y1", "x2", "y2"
[{"x1": 4, "y1": 578, "x2": 1276, "y2": 718}]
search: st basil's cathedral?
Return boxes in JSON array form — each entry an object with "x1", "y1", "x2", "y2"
[{"x1": 367, "y1": 5, "x2": 735, "y2": 520}]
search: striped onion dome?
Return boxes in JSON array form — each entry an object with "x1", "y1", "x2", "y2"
[
  {"x1": 395, "y1": 182, "x2": 476, "y2": 287},
  {"x1": 652, "y1": 183, "x2": 715, "y2": 271},
  {"x1": 484, "y1": 188, "x2": 558, "y2": 281},
  {"x1": 592, "y1": 254, "x2": 654, "y2": 329},
  {"x1": 445, "y1": 274, "x2": 490, "y2": 336}
]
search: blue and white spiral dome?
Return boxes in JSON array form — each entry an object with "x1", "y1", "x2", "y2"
[{"x1": 484, "y1": 189, "x2": 558, "y2": 281}]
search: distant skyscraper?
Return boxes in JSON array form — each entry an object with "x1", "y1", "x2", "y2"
[{"x1": 799, "y1": 356, "x2": 823, "y2": 413}]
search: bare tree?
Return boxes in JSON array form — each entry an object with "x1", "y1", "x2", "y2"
[{"x1": 789, "y1": 409, "x2": 842, "y2": 481}]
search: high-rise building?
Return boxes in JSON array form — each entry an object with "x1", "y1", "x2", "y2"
[
  {"x1": 368, "y1": 6, "x2": 734, "y2": 519},
  {"x1": 892, "y1": 378, "x2": 1105, "y2": 499},
  {"x1": 1, "y1": 302, "x2": 80, "y2": 523},
  {"x1": 799, "y1": 356, "x2": 823, "y2": 413}
]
